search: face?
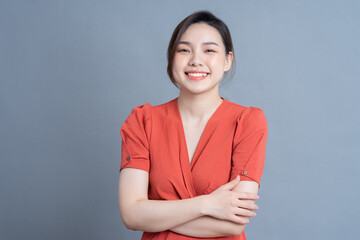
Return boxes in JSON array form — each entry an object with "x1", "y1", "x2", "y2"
[{"x1": 172, "y1": 22, "x2": 233, "y2": 96}]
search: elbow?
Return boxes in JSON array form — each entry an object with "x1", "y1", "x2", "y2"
[
  {"x1": 119, "y1": 204, "x2": 143, "y2": 231},
  {"x1": 121, "y1": 214, "x2": 142, "y2": 231},
  {"x1": 122, "y1": 214, "x2": 159, "y2": 232},
  {"x1": 119, "y1": 198, "x2": 153, "y2": 231},
  {"x1": 124, "y1": 222, "x2": 140, "y2": 231},
  {"x1": 229, "y1": 223, "x2": 247, "y2": 236},
  {"x1": 119, "y1": 199, "x2": 146, "y2": 231}
]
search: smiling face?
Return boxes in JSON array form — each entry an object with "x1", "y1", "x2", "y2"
[{"x1": 172, "y1": 22, "x2": 233, "y2": 96}]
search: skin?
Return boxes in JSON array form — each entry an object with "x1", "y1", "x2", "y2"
[
  {"x1": 172, "y1": 23, "x2": 232, "y2": 97},
  {"x1": 118, "y1": 22, "x2": 260, "y2": 237},
  {"x1": 172, "y1": 22, "x2": 233, "y2": 163}
]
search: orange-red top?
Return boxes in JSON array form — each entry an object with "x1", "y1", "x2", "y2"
[{"x1": 120, "y1": 97, "x2": 268, "y2": 240}]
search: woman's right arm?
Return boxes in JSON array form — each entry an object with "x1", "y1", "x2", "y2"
[
  {"x1": 170, "y1": 181, "x2": 260, "y2": 238},
  {"x1": 118, "y1": 168, "x2": 258, "y2": 233}
]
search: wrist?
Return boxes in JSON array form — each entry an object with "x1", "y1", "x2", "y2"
[{"x1": 198, "y1": 194, "x2": 211, "y2": 216}]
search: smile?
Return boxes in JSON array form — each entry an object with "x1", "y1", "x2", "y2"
[{"x1": 185, "y1": 72, "x2": 209, "y2": 80}]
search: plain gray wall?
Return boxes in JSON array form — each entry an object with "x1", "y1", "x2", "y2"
[{"x1": 1, "y1": 0, "x2": 359, "y2": 239}]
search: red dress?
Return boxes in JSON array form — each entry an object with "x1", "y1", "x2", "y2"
[{"x1": 120, "y1": 97, "x2": 268, "y2": 240}]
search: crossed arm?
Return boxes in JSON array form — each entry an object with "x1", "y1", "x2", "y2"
[{"x1": 118, "y1": 168, "x2": 259, "y2": 238}]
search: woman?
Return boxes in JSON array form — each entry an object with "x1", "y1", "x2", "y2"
[{"x1": 118, "y1": 10, "x2": 268, "y2": 239}]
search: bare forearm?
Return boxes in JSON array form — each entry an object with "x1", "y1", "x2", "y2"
[
  {"x1": 170, "y1": 216, "x2": 246, "y2": 238},
  {"x1": 170, "y1": 181, "x2": 260, "y2": 238},
  {"x1": 119, "y1": 169, "x2": 210, "y2": 232},
  {"x1": 121, "y1": 195, "x2": 207, "y2": 232},
  {"x1": 119, "y1": 170, "x2": 257, "y2": 234}
]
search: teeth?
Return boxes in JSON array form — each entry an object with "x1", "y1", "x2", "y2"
[{"x1": 187, "y1": 72, "x2": 207, "y2": 77}]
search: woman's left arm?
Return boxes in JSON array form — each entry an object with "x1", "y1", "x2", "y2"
[{"x1": 170, "y1": 180, "x2": 259, "y2": 238}]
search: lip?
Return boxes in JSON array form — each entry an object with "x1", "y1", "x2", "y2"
[{"x1": 185, "y1": 71, "x2": 209, "y2": 81}]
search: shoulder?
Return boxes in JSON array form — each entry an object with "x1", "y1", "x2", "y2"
[
  {"x1": 241, "y1": 107, "x2": 267, "y2": 127},
  {"x1": 120, "y1": 103, "x2": 153, "y2": 145},
  {"x1": 224, "y1": 99, "x2": 267, "y2": 128},
  {"x1": 143, "y1": 97, "x2": 178, "y2": 120},
  {"x1": 122, "y1": 103, "x2": 152, "y2": 128},
  {"x1": 123, "y1": 98, "x2": 178, "y2": 125}
]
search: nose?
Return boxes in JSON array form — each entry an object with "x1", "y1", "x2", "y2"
[{"x1": 188, "y1": 51, "x2": 203, "y2": 67}]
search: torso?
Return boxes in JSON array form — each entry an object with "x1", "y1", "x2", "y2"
[
  {"x1": 146, "y1": 97, "x2": 249, "y2": 239},
  {"x1": 178, "y1": 98, "x2": 224, "y2": 164},
  {"x1": 182, "y1": 120, "x2": 207, "y2": 164},
  {"x1": 121, "y1": 97, "x2": 266, "y2": 240}
]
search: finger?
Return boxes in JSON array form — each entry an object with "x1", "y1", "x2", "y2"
[
  {"x1": 222, "y1": 175, "x2": 240, "y2": 190},
  {"x1": 229, "y1": 215, "x2": 250, "y2": 225},
  {"x1": 236, "y1": 200, "x2": 259, "y2": 211},
  {"x1": 235, "y1": 207, "x2": 257, "y2": 217},
  {"x1": 234, "y1": 192, "x2": 259, "y2": 200}
]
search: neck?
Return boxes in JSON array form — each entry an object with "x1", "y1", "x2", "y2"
[{"x1": 177, "y1": 90, "x2": 223, "y2": 121}]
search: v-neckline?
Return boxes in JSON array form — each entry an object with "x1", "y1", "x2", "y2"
[{"x1": 175, "y1": 97, "x2": 226, "y2": 168}]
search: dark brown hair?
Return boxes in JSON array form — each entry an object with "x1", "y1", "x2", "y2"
[{"x1": 167, "y1": 10, "x2": 236, "y2": 87}]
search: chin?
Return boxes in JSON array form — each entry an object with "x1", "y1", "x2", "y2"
[{"x1": 181, "y1": 85, "x2": 219, "y2": 96}]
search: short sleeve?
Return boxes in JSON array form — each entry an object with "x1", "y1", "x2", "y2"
[
  {"x1": 119, "y1": 103, "x2": 152, "y2": 172},
  {"x1": 230, "y1": 107, "x2": 268, "y2": 187}
]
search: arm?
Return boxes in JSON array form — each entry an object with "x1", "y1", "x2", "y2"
[
  {"x1": 170, "y1": 180, "x2": 259, "y2": 238},
  {"x1": 118, "y1": 168, "x2": 206, "y2": 232},
  {"x1": 118, "y1": 168, "x2": 258, "y2": 233},
  {"x1": 170, "y1": 108, "x2": 267, "y2": 237}
]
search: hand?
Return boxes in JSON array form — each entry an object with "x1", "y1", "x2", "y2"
[{"x1": 204, "y1": 176, "x2": 259, "y2": 224}]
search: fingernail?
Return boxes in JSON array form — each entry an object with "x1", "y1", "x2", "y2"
[
  {"x1": 257, "y1": 195, "x2": 260, "y2": 199},
  {"x1": 236, "y1": 175, "x2": 240, "y2": 180}
]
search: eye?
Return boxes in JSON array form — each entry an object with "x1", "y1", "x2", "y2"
[
  {"x1": 205, "y1": 49, "x2": 216, "y2": 53},
  {"x1": 177, "y1": 49, "x2": 190, "y2": 53}
]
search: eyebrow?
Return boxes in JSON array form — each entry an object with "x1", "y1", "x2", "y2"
[{"x1": 179, "y1": 41, "x2": 219, "y2": 47}]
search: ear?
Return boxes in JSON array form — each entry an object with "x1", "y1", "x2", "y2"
[{"x1": 224, "y1": 51, "x2": 233, "y2": 72}]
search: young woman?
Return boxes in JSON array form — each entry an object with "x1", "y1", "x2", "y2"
[{"x1": 118, "y1": 10, "x2": 268, "y2": 240}]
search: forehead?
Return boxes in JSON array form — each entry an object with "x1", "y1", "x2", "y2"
[{"x1": 179, "y1": 22, "x2": 223, "y2": 45}]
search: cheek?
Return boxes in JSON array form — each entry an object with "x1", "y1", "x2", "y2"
[
  {"x1": 208, "y1": 57, "x2": 226, "y2": 72},
  {"x1": 172, "y1": 56, "x2": 187, "y2": 74}
]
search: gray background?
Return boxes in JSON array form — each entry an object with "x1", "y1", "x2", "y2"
[{"x1": 1, "y1": 0, "x2": 359, "y2": 239}]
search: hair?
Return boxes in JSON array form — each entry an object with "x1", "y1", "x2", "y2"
[{"x1": 167, "y1": 10, "x2": 236, "y2": 88}]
